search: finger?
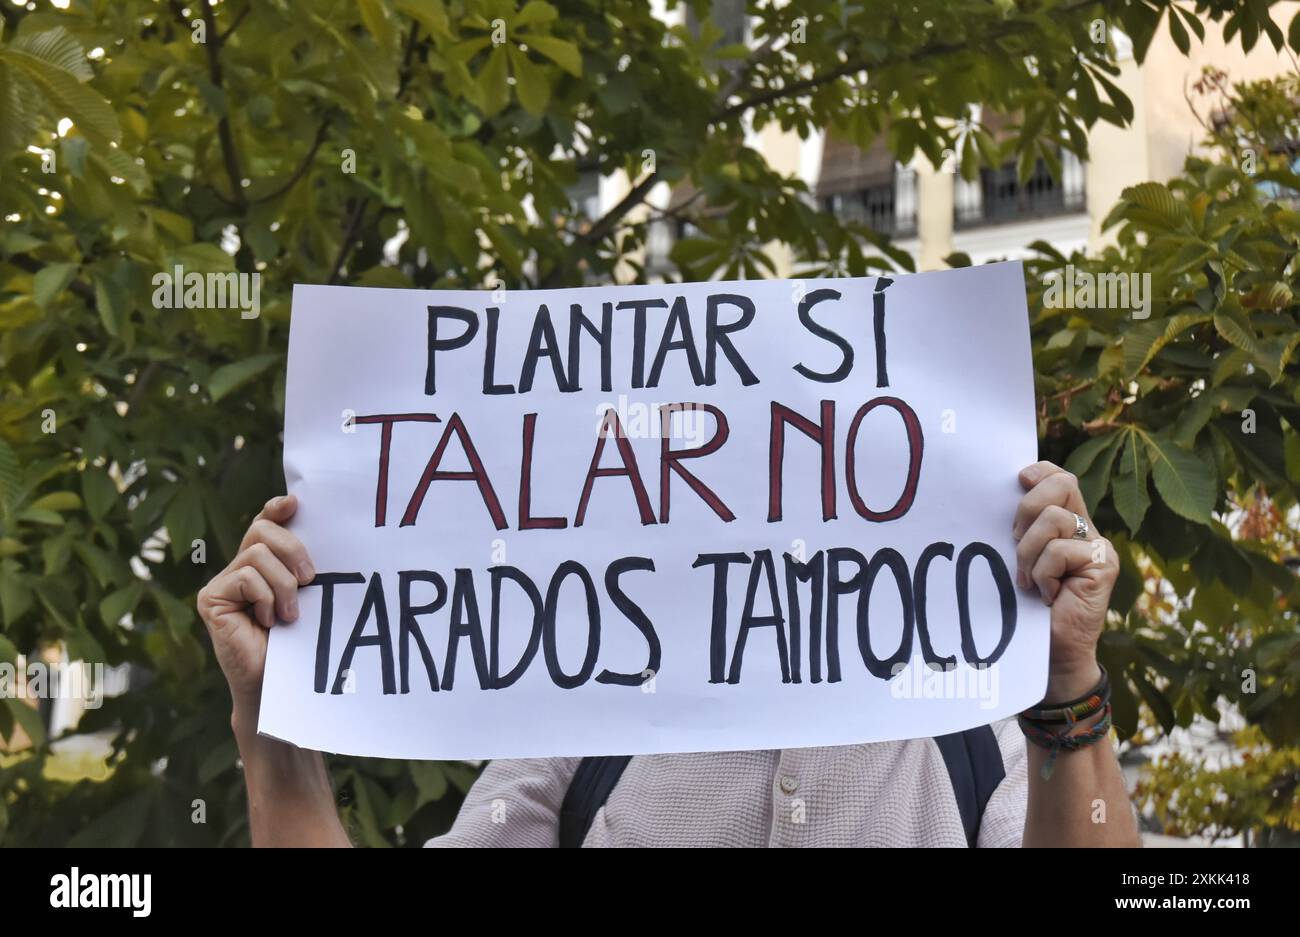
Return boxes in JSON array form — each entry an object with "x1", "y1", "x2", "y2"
[
  {"x1": 1029, "y1": 538, "x2": 1111, "y2": 605},
  {"x1": 239, "y1": 516, "x2": 315, "y2": 584},
  {"x1": 1018, "y1": 460, "x2": 1068, "y2": 491},
  {"x1": 1015, "y1": 504, "x2": 1093, "y2": 589},
  {"x1": 257, "y1": 493, "x2": 298, "y2": 525},
  {"x1": 1013, "y1": 469, "x2": 1089, "y2": 539},
  {"x1": 234, "y1": 542, "x2": 301, "y2": 622},
  {"x1": 204, "y1": 566, "x2": 276, "y2": 630}
]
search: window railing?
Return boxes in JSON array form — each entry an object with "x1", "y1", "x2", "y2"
[
  {"x1": 645, "y1": 217, "x2": 698, "y2": 275},
  {"x1": 955, "y1": 150, "x2": 1086, "y2": 228},
  {"x1": 820, "y1": 168, "x2": 918, "y2": 238}
]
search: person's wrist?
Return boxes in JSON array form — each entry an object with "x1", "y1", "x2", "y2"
[
  {"x1": 232, "y1": 704, "x2": 327, "y2": 792},
  {"x1": 1043, "y1": 659, "x2": 1103, "y2": 705},
  {"x1": 231, "y1": 697, "x2": 286, "y2": 766},
  {"x1": 231, "y1": 694, "x2": 261, "y2": 739}
]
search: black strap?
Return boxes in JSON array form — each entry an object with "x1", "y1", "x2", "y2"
[
  {"x1": 558, "y1": 755, "x2": 632, "y2": 848},
  {"x1": 932, "y1": 725, "x2": 1006, "y2": 847},
  {"x1": 559, "y1": 728, "x2": 1006, "y2": 848}
]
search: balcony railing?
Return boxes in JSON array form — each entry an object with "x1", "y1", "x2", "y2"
[
  {"x1": 645, "y1": 217, "x2": 699, "y2": 275},
  {"x1": 820, "y1": 168, "x2": 918, "y2": 238},
  {"x1": 955, "y1": 150, "x2": 1086, "y2": 228}
]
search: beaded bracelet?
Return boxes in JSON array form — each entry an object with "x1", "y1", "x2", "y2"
[{"x1": 1018, "y1": 704, "x2": 1113, "y2": 780}]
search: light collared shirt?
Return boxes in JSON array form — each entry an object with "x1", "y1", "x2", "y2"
[{"x1": 426, "y1": 718, "x2": 1027, "y2": 847}]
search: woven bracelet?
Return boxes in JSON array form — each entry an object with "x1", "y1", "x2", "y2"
[{"x1": 1018, "y1": 703, "x2": 1113, "y2": 780}]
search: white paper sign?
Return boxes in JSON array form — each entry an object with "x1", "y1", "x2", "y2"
[{"x1": 260, "y1": 261, "x2": 1049, "y2": 760}]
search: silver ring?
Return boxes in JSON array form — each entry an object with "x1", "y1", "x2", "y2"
[{"x1": 1072, "y1": 512, "x2": 1089, "y2": 540}]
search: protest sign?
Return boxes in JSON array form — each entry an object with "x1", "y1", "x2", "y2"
[{"x1": 259, "y1": 261, "x2": 1050, "y2": 759}]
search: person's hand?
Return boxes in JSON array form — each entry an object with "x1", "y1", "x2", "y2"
[
  {"x1": 197, "y1": 494, "x2": 315, "y2": 720},
  {"x1": 1012, "y1": 461, "x2": 1117, "y2": 704}
]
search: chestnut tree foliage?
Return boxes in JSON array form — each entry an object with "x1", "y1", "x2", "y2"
[{"x1": 0, "y1": 0, "x2": 1296, "y2": 845}]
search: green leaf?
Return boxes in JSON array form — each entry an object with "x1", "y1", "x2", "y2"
[
  {"x1": 513, "y1": 1, "x2": 559, "y2": 30},
  {"x1": 38, "y1": 581, "x2": 77, "y2": 629},
  {"x1": 0, "y1": 438, "x2": 20, "y2": 513},
  {"x1": 0, "y1": 561, "x2": 33, "y2": 627},
  {"x1": 1072, "y1": 431, "x2": 1124, "y2": 514},
  {"x1": 98, "y1": 580, "x2": 144, "y2": 627},
  {"x1": 18, "y1": 505, "x2": 63, "y2": 526},
  {"x1": 209, "y1": 353, "x2": 281, "y2": 403},
  {"x1": 1122, "y1": 312, "x2": 1209, "y2": 377},
  {"x1": 1125, "y1": 181, "x2": 1180, "y2": 220},
  {"x1": 1112, "y1": 431, "x2": 1151, "y2": 534},
  {"x1": 1140, "y1": 431, "x2": 1216, "y2": 525},
  {"x1": 357, "y1": 0, "x2": 396, "y2": 51},
  {"x1": 395, "y1": 0, "x2": 451, "y2": 37},
  {"x1": 32, "y1": 262, "x2": 78, "y2": 307},
  {"x1": 81, "y1": 468, "x2": 117, "y2": 521},
  {"x1": 1089, "y1": 67, "x2": 1134, "y2": 123},
  {"x1": 1135, "y1": 672, "x2": 1176, "y2": 733},
  {"x1": 0, "y1": 46, "x2": 120, "y2": 143},
  {"x1": 163, "y1": 485, "x2": 205, "y2": 564},
  {"x1": 8, "y1": 26, "x2": 93, "y2": 81},
  {"x1": 508, "y1": 47, "x2": 550, "y2": 115},
  {"x1": 1166, "y1": 7, "x2": 1190, "y2": 55},
  {"x1": 410, "y1": 761, "x2": 449, "y2": 808},
  {"x1": 1212, "y1": 307, "x2": 1259, "y2": 356},
  {"x1": 478, "y1": 48, "x2": 510, "y2": 116},
  {"x1": 1064, "y1": 429, "x2": 1122, "y2": 476},
  {"x1": 197, "y1": 738, "x2": 238, "y2": 785},
  {"x1": 29, "y1": 491, "x2": 80, "y2": 512},
  {"x1": 524, "y1": 35, "x2": 582, "y2": 77},
  {"x1": 151, "y1": 584, "x2": 196, "y2": 638},
  {"x1": 72, "y1": 541, "x2": 119, "y2": 588}
]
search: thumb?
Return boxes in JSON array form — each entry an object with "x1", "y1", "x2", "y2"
[{"x1": 259, "y1": 493, "x2": 298, "y2": 524}]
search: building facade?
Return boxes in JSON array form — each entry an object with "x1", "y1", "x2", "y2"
[{"x1": 602, "y1": 3, "x2": 1299, "y2": 278}]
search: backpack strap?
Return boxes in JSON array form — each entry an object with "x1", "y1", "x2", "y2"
[
  {"x1": 558, "y1": 755, "x2": 632, "y2": 848},
  {"x1": 932, "y1": 725, "x2": 1007, "y2": 847}
]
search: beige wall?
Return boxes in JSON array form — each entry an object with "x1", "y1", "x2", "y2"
[
  {"x1": 1139, "y1": 3, "x2": 1298, "y2": 184},
  {"x1": 914, "y1": 159, "x2": 953, "y2": 270},
  {"x1": 1086, "y1": 50, "x2": 1149, "y2": 250},
  {"x1": 755, "y1": 119, "x2": 806, "y2": 277}
]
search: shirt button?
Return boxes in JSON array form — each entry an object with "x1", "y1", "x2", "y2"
[{"x1": 779, "y1": 775, "x2": 799, "y2": 795}]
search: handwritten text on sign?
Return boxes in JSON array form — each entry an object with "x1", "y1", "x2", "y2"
[{"x1": 260, "y1": 262, "x2": 1049, "y2": 759}]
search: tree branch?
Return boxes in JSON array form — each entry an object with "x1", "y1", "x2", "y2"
[
  {"x1": 251, "y1": 118, "x2": 332, "y2": 204},
  {"x1": 322, "y1": 23, "x2": 422, "y2": 285},
  {"x1": 198, "y1": 0, "x2": 247, "y2": 212},
  {"x1": 221, "y1": 4, "x2": 251, "y2": 42},
  {"x1": 397, "y1": 21, "x2": 422, "y2": 96},
  {"x1": 327, "y1": 199, "x2": 368, "y2": 285}
]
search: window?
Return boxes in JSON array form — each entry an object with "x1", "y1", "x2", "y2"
[
  {"x1": 955, "y1": 149, "x2": 1086, "y2": 228},
  {"x1": 816, "y1": 133, "x2": 917, "y2": 237},
  {"x1": 686, "y1": 0, "x2": 747, "y2": 47},
  {"x1": 820, "y1": 172, "x2": 917, "y2": 237}
]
